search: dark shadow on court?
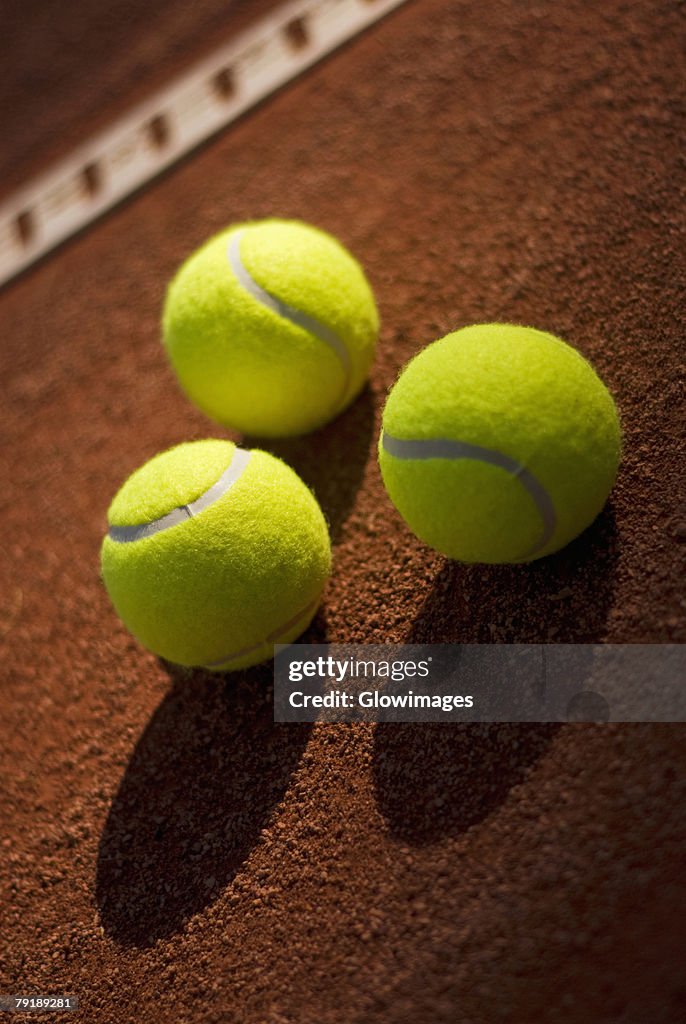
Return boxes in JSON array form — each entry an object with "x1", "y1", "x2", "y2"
[
  {"x1": 243, "y1": 384, "x2": 376, "y2": 543},
  {"x1": 408, "y1": 504, "x2": 619, "y2": 644},
  {"x1": 95, "y1": 661, "x2": 312, "y2": 948},
  {"x1": 373, "y1": 721, "x2": 558, "y2": 845}
]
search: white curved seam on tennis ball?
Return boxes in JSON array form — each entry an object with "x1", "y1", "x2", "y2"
[
  {"x1": 108, "y1": 447, "x2": 252, "y2": 543},
  {"x1": 227, "y1": 230, "x2": 351, "y2": 403},
  {"x1": 204, "y1": 595, "x2": 320, "y2": 668},
  {"x1": 381, "y1": 432, "x2": 556, "y2": 558}
]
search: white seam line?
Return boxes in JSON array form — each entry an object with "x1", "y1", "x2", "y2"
[
  {"x1": 381, "y1": 432, "x2": 556, "y2": 559},
  {"x1": 203, "y1": 596, "x2": 320, "y2": 668},
  {"x1": 108, "y1": 447, "x2": 252, "y2": 543},
  {"x1": 227, "y1": 230, "x2": 351, "y2": 403}
]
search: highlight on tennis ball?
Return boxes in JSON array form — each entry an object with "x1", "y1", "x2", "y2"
[
  {"x1": 378, "y1": 323, "x2": 621, "y2": 564},
  {"x1": 100, "y1": 439, "x2": 331, "y2": 670},
  {"x1": 162, "y1": 218, "x2": 379, "y2": 437}
]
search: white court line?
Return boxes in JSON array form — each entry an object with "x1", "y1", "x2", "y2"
[{"x1": 0, "y1": 0, "x2": 410, "y2": 288}]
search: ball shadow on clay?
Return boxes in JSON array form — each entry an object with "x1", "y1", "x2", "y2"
[
  {"x1": 95, "y1": 657, "x2": 314, "y2": 948},
  {"x1": 372, "y1": 509, "x2": 618, "y2": 845},
  {"x1": 243, "y1": 383, "x2": 376, "y2": 543},
  {"x1": 373, "y1": 720, "x2": 558, "y2": 845},
  {"x1": 407, "y1": 504, "x2": 619, "y2": 645}
]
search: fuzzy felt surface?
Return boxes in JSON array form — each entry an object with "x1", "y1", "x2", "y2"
[
  {"x1": 108, "y1": 438, "x2": 235, "y2": 525},
  {"x1": 101, "y1": 440, "x2": 331, "y2": 667},
  {"x1": 162, "y1": 219, "x2": 379, "y2": 436},
  {"x1": 2, "y1": 1, "x2": 685, "y2": 1018},
  {"x1": 379, "y1": 324, "x2": 621, "y2": 563}
]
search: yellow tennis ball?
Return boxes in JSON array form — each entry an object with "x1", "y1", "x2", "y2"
[
  {"x1": 100, "y1": 439, "x2": 331, "y2": 670},
  {"x1": 378, "y1": 324, "x2": 621, "y2": 564},
  {"x1": 162, "y1": 218, "x2": 379, "y2": 437}
]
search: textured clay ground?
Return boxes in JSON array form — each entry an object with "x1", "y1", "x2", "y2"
[{"x1": 1, "y1": 1, "x2": 685, "y2": 1022}]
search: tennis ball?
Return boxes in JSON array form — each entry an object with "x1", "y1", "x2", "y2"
[
  {"x1": 378, "y1": 324, "x2": 621, "y2": 564},
  {"x1": 162, "y1": 218, "x2": 379, "y2": 437},
  {"x1": 100, "y1": 439, "x2": 331, "y2": 670}
]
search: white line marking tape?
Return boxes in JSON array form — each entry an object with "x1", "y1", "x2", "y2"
[{"x1": 0, "y1": 0, "x2": 410, "y2": 288}]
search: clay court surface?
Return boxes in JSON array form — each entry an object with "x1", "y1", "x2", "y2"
[{"x1": 1, "y1": 0, "x2": 685, "y2": 1021}]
